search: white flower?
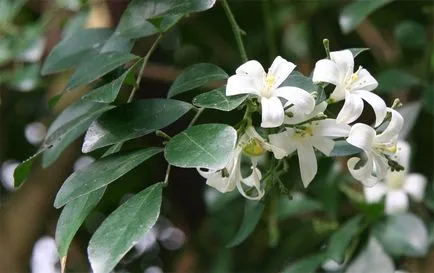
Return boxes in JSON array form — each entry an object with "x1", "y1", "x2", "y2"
[
  {"x1": 312, "y1": 49, "x2": 386, "y2": 127},
  {"x1": 268, "y1": 104, "x2": 351, "y2": 187},
  {"x1": 226, "y1": 56, "x2": 315, "y2": 128},
  {"x1": 197, "y1": 127, "x2": 283, "y2": 200},
  {"x1": 346, "y1": 108, "x2": 404, "y2": 186},
  {"x1": 364, "y1": 141, "x2": 427, "y2": 214}
]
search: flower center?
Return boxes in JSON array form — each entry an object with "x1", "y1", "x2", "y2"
[
  {"x1": 260, "y1": 74, "x2": 276, "y2": 98},
  {"x1": 345, "y1": 66, "x2": 362, "y2": 90},
  {"x1": 242, "y1": 138, "x2": 266, "y2": 156},
  {"x1": 294, "y1": 125, "x2": 314, "y2": 138},
  {"x1": 374, "y1": 143, "x2": 397, "y2": 155}
]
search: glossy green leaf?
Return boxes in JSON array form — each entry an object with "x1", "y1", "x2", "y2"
[
  {"x1": 167, "y1": 63, "x2": 228, "y2": 98},
  {"x1": 82, "y1": 60, "x2": 141, "y2": 103},
  {"x1": 349, "y1": 48, "x2": 369, "y2": 57},
  {"x1": 226, "y1": 200, "x2": 264, "y2": 247},
  {"x1": 192, "y1": 86, "x2": 247, "y2": 111},
  {"x1": 54, "y1": 147, "x2": 162, "y2": 208},
  {"x1": 42, "y1": 100, "x2": 115, "y2": 167},
  {"x1": 165, "y1": 123, "x2": 236, "y2": 169},
  {"x1": 100, "y1": 34, "x2": 135, "y2": 54},
  {"x1": 394, "y1": 20, "x2": 427, "y2": 49},
  {"x1": 282, "y1": 253, "x2": 327, "y2": 273},
  {"x1": 82, "y1": 99, "x2": 192, "y2": 153},
  {"x1": 282, "y1": 71, "x2": 319, "y2": 93},
  {"x1": 373, "y1": 213, "x2": 428, "y2": 257},
  {"x1": 377, "y1": 69, "x2": 420, "y2": 93},
  {"x1": 14, "y1": 147, "x2": 48, "y2": 187},
  {"x1": 339, "y1": 0, "x2": 394, "y2": 34},
  {"x1": 41, "y1": 28, "x2": 113, "y2": 75},
  {"x1": 88, "y1": 183, "x2": 163, "y2": 273},
  {"x1": 330, "y1": 140, "x2": 361, "y2": 157},
  {"x1": 278, "y1": 195, "x2": 323, "y2": 220},
  {"x1": 345, "y1": 237, "x2": 394, "y2": 273},
  {"x1": 327, "y1": 216, "x2": 363, "y2": 263},
  {"x1": 56, "y1": 187, "x2": 106, "y2": 257},
  {"x1": 66, "y1": 52, "x2": 139, "y2": 90}
]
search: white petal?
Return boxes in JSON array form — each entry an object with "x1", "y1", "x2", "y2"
[
  {"x1": 268, "y1": 56, "x2": 296, "y2": 88},
  {"x1": 347, "y1": 155, "x2": 378, "y2": 186},
  {"x1": 350, "y1": 68, "x2": 378, "y2": 92},
  {"x1": 205, "y1": 172, "x2": 235, "y2": 193},
  {"x1": 260, "y1": 96, "x2": 285, "y2": 128},
  {"x1": 197, "y1": 167, "x2": 218, "y2": 179},
  {"x1": 385, "y1": 190, "x2": 409, "y2": 214},
  {"x1": 312, "y1": 59, "x2": 340, "y2": 85},
  {"x1": 354, "y1": 90, "x2": 387, "y2": 127},
  {"x1": 403, "y1": 173, "x2": 427, "y2": 202},
  {"x1": 313, "y1": 119, "x2": 351, "y2": 138},
  {"x1": 347, "y1": 123, "x2": 376, "y2": 152},
  {"x1": 237, "y1": 167, "x2": 264, "y2": 200},
  {"x1": 330, "y1": 50, "x2": 354, "y2": 80},
  {"x1": 372, "y1": 152, "x2": 389, "y2": 180},
  {"x1": 275, "y1": 86, "x2": 315, "y2": 114},
  {"x1": 375, "y1": 108, "x2": 404, "y2": 143},
  {"x1": 311, "y1": 136, "x2": 335, "y2": 156},
  {"x1": 236, "y1": 60, "x2": 266, "y2": 77},
  {"x1": 297, "y1": 143, "x2": 318, "y2": 187},
  {"x1": 268, "y1": 130, "x2": 297, "y2": 158},
  {"x1": 226, "y1": 75, "x2": 260, "y2": 96},
  {"x1": 395, "y1": 141, "x2": 411, "y2": 169},
  {"x1": 364, "y1": 183, "x2": 387, "y2": 203},
  {"x1": 244, "y1": 126, "x2": 264, "y2": 142},
  {"x1": 336, "y1": 93, "x2": 364, "y2": 124}
]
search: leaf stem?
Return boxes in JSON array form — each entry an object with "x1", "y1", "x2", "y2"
[{"x1": 221, "y1": 0, "x2": 248, "y2": 63}]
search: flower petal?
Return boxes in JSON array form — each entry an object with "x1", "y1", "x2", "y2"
[
  {"x1": 375, "y1": 108, "x2": 404, "y2": 143},
  {"x1": 226, "y1": 75, "x2": 260, "y2": 96},
  {"x1": 395, "y1": 141, "x2": 411, "y2": 170},
  {"x1": 197, "y1": 167, "x2": 218, "y2": 179},
  {"x1": 354, "y1": 90, "x2": 387, "y2": 127},
  {"x1": 330, "y1": 49, "x2": 354, "y2": 80},
  {"x1": 403, "y1": 173, "x2": 427, "y2": 202},
  {"x1": 350, "y1": 68, "x2": 378, "y2": 92},
  {"x1": 297, "y1": 143, "x2": 318, "y2": 187},
  {"x1": 260, "y1": 96, "x2": 285, "y2": 128},
  {"x1": 268, "y1": 130, "x2": 297, "y2": 159},
  {"x1": 236, "y1": 60, "x2": 266, "y2": 76},
  {"x1": 347, "y1": 123, "x2": 376, "y2": 152},
  {"x1": 311, "y1": 136, "x2": 335, "y2": 156},
  {"x1": 313, "y1": 119, "x2": 351, "y2": 138},
  {"x1": 312, "y1": 59, "x2": 340, "y2": 85},
  {"x1": 276, "y1": 86, "x2": 315, "y2": 114},
  {"x1": 385, "y1": 190, "x2": 409, "y2": 214},
  {"x1": 268, "y1": 56, "x2": 296, "y2": 88},
  {"x1": 237, "y1": 167, "x2": 264, "y2": 200},
  {"x1": 364, "y1": 183, "x2": 387, "y2": 203},
  {"x1": 372, "y1": 152, "x2": 389, "y2": 180},
  {"x1": 347, "y1": 155, "x2": 378, "y2": 186},
  {"x1": 205, "y1": 172, "x2": 235, "y2": 193},
  {"x1": 336, "y1": 93, "x2": 364, "y2": 124}
]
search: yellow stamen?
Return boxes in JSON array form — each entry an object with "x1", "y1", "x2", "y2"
[
  {"x1": 260, "y1": 74, "x2": 276, "y2": 98},
  {"x1": 243, "y1": 138, "x2": 266, "y2": 156}
]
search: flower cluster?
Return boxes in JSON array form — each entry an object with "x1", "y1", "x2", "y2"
[{"x1": 200, "y1": 49, "x2": 405, "y2": 201}]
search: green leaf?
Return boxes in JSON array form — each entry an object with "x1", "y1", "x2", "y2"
[
  {"x1": 14, "y1": 147, "x2": 48, "y2": 187},
  {"x1": 165, "y1": 123, "x2": 236, "y2": 169},
  {"x1": 339, "y1": 0, "x2": 394, "y2": 34},
  {"x1": 82, "y1": 60, "x2": 141, "y2": 103},
  {"x1": 82, "y1": 99, "x2": 192, "y2": 153},
  {"x1": 423, "y1": 84, "x2": 433, "y2": 115},
  {"x1": 54, "y1": 147, "x2": 162, "y2": 208},
  {"x1": 278, "y1": 195, "x2": 323, "y2": 220},
  {"x1": 282, "y1": 71, "x2": 319, "y2": 93},
  {"x1": 41, "y1": 28, "x2": 113, "y2": 75},
  {"x1": 100, "y1": 34, "x2": 135, "y2": 54},
  {"x1": 282, "y1": 253, "x2": 327, "y2": 273},
  {"x1": 42, "y1": 100, "x2": 115, "y2": 167},
  {"x1": 345, "y1": 237, "x2": 394, "y2": 273},
  {"x1": 116, "y1": 0, "x2": 216, "y2": 39},
  {"x1": 0, "y1": 0, "x2": 28, "y2": 23},
  {"x1": 327, "y1": 216, "x2": 363, "y2": 263},
  {"x1": 167, "y1": 63, "x2": 228, "y2": 98},
  {"x1": 377, "y1": 69, "x2": 420, "y2": 93},
  {"x1": 373, "y1": 212, "x2": 428, "y2": 257},
  {"x1": 330, "y1": 140, "x2": 361, "y2": 157},
  {"x1": 88, "y1": 183, "x2": 163, "y2": 273},
  {"x1": 348, "y1": 48, "x2": 370, "y2": 58},
  {"x1": 192, "y1": 86, "x2": 247, "y2": 111},
  {"x1": 56, "y1": 187, "x2": 105, "y2": 258},
  {"x1": 226, "y1": 200, "x2": 264, "y2": 247},
  {"x1": 66, "y1": 52, "x2": 139, "y2": 91},
  {"x1": 394, "y1": 20, "x2": 427, "y2": 49}
]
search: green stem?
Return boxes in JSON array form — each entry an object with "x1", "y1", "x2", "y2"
[
  {"x1": 262, "y1": 0, "x2": 277, "y2": 62},
  {"x1": 128, "y1": 35, "x2": 162, "y2": 102},
  {"x1": 268, "y1": 187, "x2": 279, "y2": 247},
  {"x1": 221, "y1": 0, "x2": 248, "y2": 63}
]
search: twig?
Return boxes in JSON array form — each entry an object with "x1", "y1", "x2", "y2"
[{"x1": 221, "y1": 0, "x2": 248, "y2": 62}]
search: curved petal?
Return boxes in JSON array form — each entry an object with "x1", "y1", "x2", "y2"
[
  {"x1": 354, "y1": 90, "x2": 387, "y2": 127},
  {"x1": 226, "y1": 74, "x2": 260, "y2": 96},
  {"x1": 330, "y1": 50, "x2": 354, "y2": 81},
  {"x1": 385, "y1": 190, "x2": 409, "y2": 214},
  {"x1": 268, "y1": 130, "x2": 297, "y2": 158},
  {"x1": 268, "y1": 56, "x2": 296, "y2": 88},
  {"x1": 364, "y1": 183, "x2": 387, "y2": 203},
  {"x1": 403, "y1": 173, "x2": 427, "y2": 202},
  {"x1": 236, "y1": 60, "x2": 265, "y2": 77},
  {"x1": 350, "y1": 68, "x2": 378, "y2": 92},
  {"x1": 336, "y1": 93, "x2": 364, "y2": 124},
  {"x1": 205, "y1": 172, "x2": 235, "y2": 193},
  {"x1": 347, "y1": 155, "x2": 378, "y2": 186},
  {"x1": 372, "y1": 152, "x2": 389, "y2": 180},
  {"x1": 275, "y1": 86, "x2": 315, "y2": 114},
  {"x1": 237, "y1": 167, "x2": 265, "y2": 200},
  {"x1": 375, "y1": 108, "x2": 404, "y2": 143},
  {"x1": 197, "y1": 167, "x2": 218, "y2": 179},
  {"x1": 347, "y1": 123, "x2": 376, "y2": 152},
  {"x1": 313, "y1": 119, "x2": 351, "y2": 138},
  {"x1": 297, "y1": 143, "x2": 318, "y2": 187},
  {"x1": 311, "y1": 136, "x2": 335, "y2": 156},
  {"x1": 312, "y1": 59, "x2": 340, "y2": 85},
  {"x1": 394, "y1": 141, "x2": 411, "y2": 170},
  {"x1": 260, "y1": 96, "x2": 285, "y2": 128}
]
